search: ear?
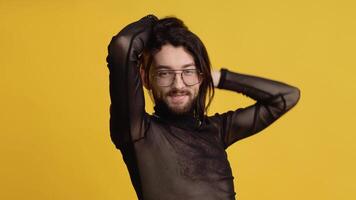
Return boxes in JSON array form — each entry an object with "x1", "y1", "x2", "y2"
[{"x1": 140, "y1": 66, "x2": 151, "y2": 90}]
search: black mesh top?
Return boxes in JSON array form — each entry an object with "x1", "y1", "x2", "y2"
[{"x1": 106, "y1": 15, "x2": 301, "y2": 200}]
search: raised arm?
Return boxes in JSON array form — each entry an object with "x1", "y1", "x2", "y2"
[
  {"x1": 212, "y1": 68, "x2": 301, "y2": 148},
  {"x1": 106, "y1": 15, "x2": 158, "y2": 149}
]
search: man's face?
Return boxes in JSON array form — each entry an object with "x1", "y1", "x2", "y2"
[{"x1": 149, "y1": 43, "x2": 202, "y2": 115}]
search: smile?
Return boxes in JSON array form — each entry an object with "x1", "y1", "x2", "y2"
[{"x1": 168, "y1": 94, "x2": 189, "y2": 104}]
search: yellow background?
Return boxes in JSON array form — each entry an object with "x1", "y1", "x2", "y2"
[{"x1": 1, "y1": 0, "x2": 355, "y2": 199}]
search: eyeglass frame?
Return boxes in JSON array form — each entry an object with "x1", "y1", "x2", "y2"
[{"x1": 150, "y1": 69, "x2": 204, "y2": 87}]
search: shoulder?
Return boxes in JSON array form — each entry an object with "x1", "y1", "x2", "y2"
[
  {"x1": 204, "y1": 113, "x2": 226, "y2": 128},
  {"x1": 205, "y1": 110, "x2": 236, "y2": 122},
  {"x1": 205, "y1": 108, "x2": 245, "y2": 126}
]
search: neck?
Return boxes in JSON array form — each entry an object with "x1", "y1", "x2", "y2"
[{"x1": 153, "y1": 102, "x2": 201, "y2": 130}]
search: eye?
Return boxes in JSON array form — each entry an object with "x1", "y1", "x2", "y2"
[
  {"x1": 157, "y1": 71, "x2": 172, "y2": 78},
  {"x1": 183, "y1": 69, "x2": 197, "y2": 76}
]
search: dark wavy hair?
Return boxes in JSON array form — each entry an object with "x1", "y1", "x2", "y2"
[{"x1": 141, "y1": 16, "x2": 214, "y2": 120}]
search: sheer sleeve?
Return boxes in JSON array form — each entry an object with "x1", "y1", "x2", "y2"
[
  {"x1": 106, "y1": 15, "x2": 157, "y2": 149},
  {"x1": 212, "y1": 68, "x2": 301, "y2": 148}
]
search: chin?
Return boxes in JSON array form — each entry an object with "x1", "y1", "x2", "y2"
[{"x1": 167, "y1": 102, "x2": 193, "y2": 115}]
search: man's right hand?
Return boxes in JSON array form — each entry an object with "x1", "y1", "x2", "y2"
[{"x1": 212, "y1": 70, "x2": 221, "y2": 87}]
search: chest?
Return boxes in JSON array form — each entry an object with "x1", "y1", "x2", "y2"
[{"x1": 137, "y1": 121, "x2": 232, "y2": 181}]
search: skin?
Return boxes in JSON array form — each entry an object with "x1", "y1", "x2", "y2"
[
  {"x1": 141, "y1": 43, "x2": 201, "y2": 115},
  {"x1": 141, "y1": 43, "x2": 221, "y2": 115}
]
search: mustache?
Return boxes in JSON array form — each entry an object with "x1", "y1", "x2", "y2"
[{"x1": 167, "y1": 89, "x2": 191, "y2": 96}]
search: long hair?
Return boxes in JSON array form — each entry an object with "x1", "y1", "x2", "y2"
[{"x1": 141, "y1": 16, "x2": 214, "y2": 120}]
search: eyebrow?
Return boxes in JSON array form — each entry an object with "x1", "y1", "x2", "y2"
[{"x1": 155, "y1": 63, "x2": 196, "y2": 70}]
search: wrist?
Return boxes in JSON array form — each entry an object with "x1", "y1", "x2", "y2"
[
  {"x1": 216, "y1": 68, "x2": 228, "y2": 88},
  {"x1": 212, "y1": 70, "x2": 221, "y2": 87}
]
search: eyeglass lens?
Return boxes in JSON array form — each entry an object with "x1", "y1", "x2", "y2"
[{"x1": 155, "y1": 69, "x2": 202, "y2": 86}]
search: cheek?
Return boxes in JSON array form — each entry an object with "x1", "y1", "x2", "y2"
[
  {"x1": 151, "y1": 85, "x2": 169, "y2": 98},
  {"x1": 192, "y1": 85, "x2": 201, "y2": 97}
]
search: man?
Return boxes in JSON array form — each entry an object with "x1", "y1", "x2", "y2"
[{"x1": 106, "y1": 14, "x2": 300, "y2": 200}]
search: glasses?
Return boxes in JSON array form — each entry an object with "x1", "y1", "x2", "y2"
[{"x1": 152, "y1": 69, "x2": 203, "y2": 87}]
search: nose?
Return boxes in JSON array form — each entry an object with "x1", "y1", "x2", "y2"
[{"x1": 171, "y1": 73, "x2": 185, "y2": 89}]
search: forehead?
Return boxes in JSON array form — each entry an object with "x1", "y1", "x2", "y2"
[{"x1": 152, "y1": 44, "x2": 196, "y2": 70}]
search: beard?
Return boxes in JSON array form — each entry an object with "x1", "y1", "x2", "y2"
[{"x1": 153, "y1": 88, "x2": 198, "y2": 116}]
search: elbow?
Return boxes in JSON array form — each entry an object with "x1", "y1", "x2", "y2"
[
  {"x1": 108, "y1": 35, "x2": 131, "y2": 55},
  {"x1": 284, "y1": 87, "x2": 301, "y2": 111},
  {"x1": 106, "y1": 35, "x2": 131, "y2": 70}
]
